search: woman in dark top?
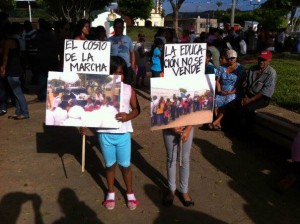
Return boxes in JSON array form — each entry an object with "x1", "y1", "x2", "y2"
[{"x1": 0, "y1": 23, "x2": 29, "y2": 120}]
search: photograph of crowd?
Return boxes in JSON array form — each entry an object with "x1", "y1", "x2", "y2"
[
  {"x1": 45, "y1": 71, "x2": 122, "y2": 128},
  {"x1": 151, "y1": 74, "x2": 215, "y2": 131}
]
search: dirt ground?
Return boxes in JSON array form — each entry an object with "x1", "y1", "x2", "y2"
[{"x1": 0, "y1": 85, "x2": 300, "y2": 224}]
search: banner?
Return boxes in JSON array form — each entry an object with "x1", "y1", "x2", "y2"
[
  {"x1": 150, "y1": 74, "x2": 215, "y2": 131},
  {"x1": 163, "y1": 43, "x2": 206, "y2": 78},
  {"x1": 63, "y1": 39, "x2": 111, "y2": 74},
  {"x1": 45, "y1": 71, "x2": 122, "y2": 129}
]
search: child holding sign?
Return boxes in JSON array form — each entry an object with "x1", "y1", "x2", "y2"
[{"x1": 81, "y1": 56, "x2": 140, "y2": 210}]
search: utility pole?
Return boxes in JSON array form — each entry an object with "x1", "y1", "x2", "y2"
[
  {"x1": 28, "y1": 1, "x2": 32, "y2": 22},
  {"x1": 230, "y1": 0, "x2": 237, "y2": 28}
]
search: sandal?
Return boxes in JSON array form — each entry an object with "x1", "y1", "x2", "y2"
[
  {"x1": 163, "y1": 191, "x2": 175, "y2": 207},
  {"x1": 127, "y1": 199, "x2": 139, "y2": 210},
  {"x1": 179, "y1": 193, "x2": 194, "y2": 207},
  {"x1": 208, "y1": 123, "x2": 222, "y2": 131},
  {"x1": 8, "y1": 115, "x2": 18, "y2": 119},
  {"x1": 13, "y1": 115, "x2": 30, "y2": 120},
  {"x1": 102, "y1": 199, "x2": 115, "y2": 210}
]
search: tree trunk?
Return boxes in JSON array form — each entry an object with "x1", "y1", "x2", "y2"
[{"x1": 173, "y1": 9, "x2": 179, "y2": 33}]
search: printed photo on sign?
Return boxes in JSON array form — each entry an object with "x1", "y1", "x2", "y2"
[
  {"x1": 163, "y1": 43, "x2": 206, "y2": 78},
  {"x1": 45, "y1": 71, "x2": 122, "y2": 128},
  {"x1": 63, "y1": 39, "x2": 111, "y2": 74},
  {"x1": 150, "y1": 74, "x2": 215, "y2": 131}
]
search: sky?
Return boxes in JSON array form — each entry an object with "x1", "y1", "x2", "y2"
[{"x1": 161, "y1": 0, "x2": 268, "y2": 14}]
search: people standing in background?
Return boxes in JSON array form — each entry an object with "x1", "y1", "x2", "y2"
[
  {"x1": 207, "y1": 40, "x2": 220, "y2": 68},
  {"x1": 35, "y1": 19, "x2": 58, "y2": 102},
  {"x1": 53, "y1": 20, "x2": 71, "y2": 71},
  {"x1": 205, "y1": 50, "x2": 217, "y2": 75},
  {"x1": 0, "y1": 23, "x2": 29, "y2": 120},
  {"x1": 0, "y1": 12, "x2": 9, "y2": 116},
  {"x1": 23, "y1": 20, "x2": 38, "y2": 85},
  {"x1": 11, "y1": 22, "x2": 26, "y2": 91},
  {"x1": 108, "y1": 18, "x2": 136, "y2": 86},
  {"x1": 179, "y1": 30, "x2": 190, "y2": 43},
  {"x1": 276, "y1": 28, "x2": 286, "y2": 53},
  {"x1": 94, "y1": 25, "x2": 107, "y2": 41},
  {"x1": 134, "y1": 33, "x2": 148, "y2": 88},
  {"x1": 74, "y1": 19, "x2": 90, "y2": 40},
  {"x1": 150, "y1": 38, "x2": 163, "y2": 78}
]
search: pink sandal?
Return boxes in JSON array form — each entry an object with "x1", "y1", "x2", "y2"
[
  {"x1": 102, "y1": 199, "x2": 115, "y2": 210},
  {"x1": 127, "y1": 199, "x2": 139, "y2": 210}
]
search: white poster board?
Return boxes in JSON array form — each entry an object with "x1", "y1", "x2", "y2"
[
  {"x1": 150, "y1": 74, "x2": 215, "y2": 131},
  {"x1": 63, "y1": 39, "x2": 111, "y2": 74},
  {"x1": 163, "y1": 43, "x2": 206, "y2": 78},
  {"x1": 45, "y1": 71, "x2": 123, "y2": 129}
]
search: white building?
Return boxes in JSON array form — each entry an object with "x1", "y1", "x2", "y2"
[{"x1": 129, "y1": 0, "x2": 164, "y2": 27}]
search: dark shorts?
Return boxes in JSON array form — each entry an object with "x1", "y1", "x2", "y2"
[
  {"x1": 137, "y1": 66, "x2": 146, "y2": 78},
  {"x1": 152, "y1": 70, "x2": 161, "y2": 78},
  {"x1": 127, "y1": 66, "x2": 136, "y2": 85}
]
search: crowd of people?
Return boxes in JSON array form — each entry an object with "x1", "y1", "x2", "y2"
[
  {"x1": 1, "y1": 11, "x2": 299, "y2": 211},
  {"x1": 151, "y1": 94, "x2": 213, "y2": 126},
  {"x1": 46, "y1": 86, "x2": 120, "y2": 127}
]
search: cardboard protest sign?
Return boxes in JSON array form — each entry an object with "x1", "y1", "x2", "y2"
[
  {"x1": 163, "y1": 43, "x2": 206, "y2": 78},
  {"x1": 45, "y1": 71, "x2": 123, "y2": 129},
  {"x1": 63, "y1": 39, "x2": 111, "y2": 74},
  {"x1": 150, "y1": 74, "x2": 215, "y2": 131}
]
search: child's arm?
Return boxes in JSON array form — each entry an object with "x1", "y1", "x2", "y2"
[{"x1": 116, "y1": 88, "x2": 140, "y2": 122}]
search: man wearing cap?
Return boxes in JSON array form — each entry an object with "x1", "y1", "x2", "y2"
[{"x1": 240, "y1": 50, "x2": 276, "y2": 132}]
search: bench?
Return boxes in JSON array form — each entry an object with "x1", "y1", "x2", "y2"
[{"x1": 254, "y1": 105, "x2": 300, "y2": 149}]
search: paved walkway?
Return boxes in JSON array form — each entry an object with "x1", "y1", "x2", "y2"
[{"x1": 0, "y1": 86, "x2": 300, "y2": 224}]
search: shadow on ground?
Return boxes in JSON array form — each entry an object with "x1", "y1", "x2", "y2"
[
  {"x1": 193, "y1": 133, "x2": 300, "y2": 224},
  {"x1": 0, "y1": 188, "x2": 104, "y2": 224},
  {"x1": 144, "y1": 184, "x2": 227, "y2": 224}
]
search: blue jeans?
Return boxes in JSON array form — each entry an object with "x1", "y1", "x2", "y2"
[
  {"x1": 7, "y1": 77, "x2": 29, "y2": 117},
  {"x1": 0, "y1": 77, "x2": 7, "y2": 111},
  {"x1": 163, "y1": 127, "x2": 194, "y2": 193}
]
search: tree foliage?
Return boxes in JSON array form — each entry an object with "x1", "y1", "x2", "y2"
[
  {"x1": 216, "y1": 1, "x2": 223, "y2": 9},
  {"x1": 261, "y1": 0, "x2": 300, "y2": 31},
  {"x1": 0, "y1": 0, "x2": 15, "y2": 12},
  {"x1": 36, "y1": 0, "x2": 112, "y2": 22},
  {"x1": 117, "y1": 0, "x2": 153, "y2": 23}
]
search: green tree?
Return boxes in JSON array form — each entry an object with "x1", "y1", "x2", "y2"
[
  {"x1": 0, "y1": 0, "x2": 15, "y2": 12},
  {"x1": 179, "y1": 88, "x2": 187, "y2": 94},
  {"x1": 117, "y1": 0, "x2": 153, "y2": 25},
  {"x1": 36, "y1": 0, "x2": 112, "y2": 22},
  {"x1": 262, "y1": 0, "x2": 300, "y2": 31}
]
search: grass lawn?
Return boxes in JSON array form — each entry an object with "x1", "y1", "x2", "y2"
[
  {"x1": 127, "y1": 27, "x2": 300, "y2": 113},
  {"x1": 127, "y1": 26, "x2": 160, "y2": 42}
]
